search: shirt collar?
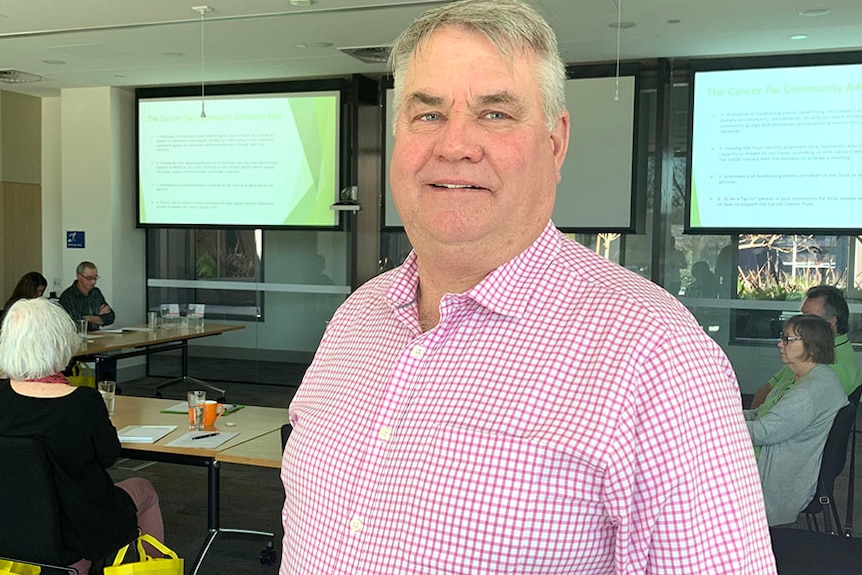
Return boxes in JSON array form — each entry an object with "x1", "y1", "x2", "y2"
[{"x1": 385, "y1": 221, "x2": 561, "y2": 320}]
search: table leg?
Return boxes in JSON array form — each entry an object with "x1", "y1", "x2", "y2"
[
  {"x1": 155, "y1": 340, "x2": 227, "y2": 399},
  {"x1": 190, "y1": 460, "x2": 273, "y2": 575}
]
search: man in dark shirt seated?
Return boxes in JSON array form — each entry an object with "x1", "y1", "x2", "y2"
[
  {"x1": 59, "y1": 260, "x2": 118, "y2": 381},
  {"x1": 59, "y1": 261, "x2": 115, "y2": 332}
]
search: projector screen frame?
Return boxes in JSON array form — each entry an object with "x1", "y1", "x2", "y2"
[
  {"x1": 135, "y1": 78, "x2": 348, "y2": 231},
  {"x1": 684, "y1": 51, "x2": 862, "y2": 236},
  {"x1": 379, "y1": 62, "x2": 643, "y2": 234}
]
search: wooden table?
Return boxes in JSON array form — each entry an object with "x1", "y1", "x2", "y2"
[
  {"x1": 216, "y1": 429, "x2": 283, "y2": 469},
  {"x1": 112, "y1": 396, "x2": 287, "y2": 574},
  {"x1": 73, "y1": 323, "x2": 244, "y2": 398}
]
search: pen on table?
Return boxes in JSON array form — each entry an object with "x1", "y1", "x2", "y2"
[{"x1": 192, "y1": 432, "x2": 219, "y2": 440}]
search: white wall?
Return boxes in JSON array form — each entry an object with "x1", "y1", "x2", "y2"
[
  {"x1": 58, "y1": 87, "x2": 145, "y2": 327},
  {"x1": 43, "y1": 87, "x2": 146, "y2": 379},
  {"x1": 41, "y1": 96, "x2": 63, "y2": 294}
]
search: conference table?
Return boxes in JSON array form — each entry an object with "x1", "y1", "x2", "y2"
[
  {"x1": 112, "y1": 396, "x2": 286, "y2": 575},
  {"x1": 73, "y1": 323, "x2": 244, "y2": 398}
]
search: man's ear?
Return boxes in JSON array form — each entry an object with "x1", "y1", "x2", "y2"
[{"x1": 551, "y1": 112, "x2": 569, "y2": 182}]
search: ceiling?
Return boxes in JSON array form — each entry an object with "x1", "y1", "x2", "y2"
[{"x1": 0, "y1": 0, "x2": 860, "y2": 98}]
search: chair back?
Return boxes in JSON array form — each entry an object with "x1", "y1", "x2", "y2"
[
  {"x1": 280, "y1": 423, "x2": 292, "y2": 451},
  {"x1": 818, "y1": 402, "x2": 856, "y2": 495},
  {"x1": 0, "y1": 435, "x2": 82, "y2": 568},
  {"x1": 848, "y1": 384, "x2": 861, "y2": 407}
]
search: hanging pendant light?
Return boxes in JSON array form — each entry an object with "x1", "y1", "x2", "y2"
[{"x1": 192, "y1": 6, "x2": 211, "y2": 118}]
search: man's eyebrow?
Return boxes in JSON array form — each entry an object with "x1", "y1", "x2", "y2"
[
  {"x1": 404, "y1": 91, "x2": 444, "y2": 108},
  {"x1": 402, "y1": 90, "x2": 525, "y2": 113},
  {"x1": 474, "y1": 91, "x2": 520, "y2": 107}
]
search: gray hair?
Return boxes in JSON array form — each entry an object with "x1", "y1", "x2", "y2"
[
  {"x1": 76, "y1": 261, "x2": 96, "y2": 275},
  {"x1": 0, "y1": 298, "x2": 79, "y2": 380},
  {"x1": 388, "y1": 0, "x2": 567, "y2": 133}
]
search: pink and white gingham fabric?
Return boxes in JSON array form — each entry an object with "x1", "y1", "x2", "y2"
[{"x1": 281, "y1": 223, "x2": 776, "y2": 574}]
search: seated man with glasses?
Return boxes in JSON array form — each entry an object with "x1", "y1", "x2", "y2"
[
  {"x1": 59, "y1": 261, "x2": 115, "y2": 332},
  {"x1": 742, "y1": 314, "x2": 847, "y2": 526},
  {"x1": 750, "y1": 285, "x2": 861, "y2": 408}
]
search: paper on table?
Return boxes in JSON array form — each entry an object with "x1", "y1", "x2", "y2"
[
  {"x1": 166, "y1": 431, "x2": 238, "y2": 448},
  {"x1": 118, "y1": 425, "x2": 177, "y2": 443},
  {"x1": 100, "y1": 329, "x2": 124, "y2": 334},
  {"x1": 160, "y1": 401, "x2": 244, "y2": 415}
]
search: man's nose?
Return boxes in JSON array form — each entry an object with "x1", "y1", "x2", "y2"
[{"x1": 433, "y1": 115, "x2": 484, "y2": 162}]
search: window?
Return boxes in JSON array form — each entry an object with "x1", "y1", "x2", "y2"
[{"x1": 147, "y1": 229, "x2": 261, "y2": 321}]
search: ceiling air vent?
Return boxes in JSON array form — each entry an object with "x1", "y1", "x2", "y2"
[
  {"x1": 0, "y1": 69, "x2": 43, "y2": 83},
  {"x1": 338, "y1": 46, "x2": 391, "y2": 64}
]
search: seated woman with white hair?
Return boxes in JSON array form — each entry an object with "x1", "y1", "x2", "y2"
[{"x1": 0, "y1": 298, "x2": 164, "y2": 572}]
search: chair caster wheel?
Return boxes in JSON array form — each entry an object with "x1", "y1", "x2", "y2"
[{"x1": 259, "y1": 541, "x2": 276, "y2": 565}]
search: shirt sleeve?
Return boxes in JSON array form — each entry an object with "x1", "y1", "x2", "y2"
[
  {"x1": 606, "y1": 334, "x2": 775, "y2": 574},
  {"x1": 767, "y1": 366, "x2": 791, "y2": 388},
  {"x1": 58, "y1": 288, "x2": 80, "y2": 320},
  {"x1": 746, "y1": 384, "x2": 815, "y2": 446},
  {"x1": 95, "y1": 289, "x2": 116, "y2": 327}
]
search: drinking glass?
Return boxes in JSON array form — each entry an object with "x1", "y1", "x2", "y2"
[{"x1": 98, "y1": 380, "x2": 116, "y2": 417}]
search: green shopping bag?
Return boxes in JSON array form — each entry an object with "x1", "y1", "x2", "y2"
[{"x1": 103, "y1": 534, "x2": 182, "y2": 575}]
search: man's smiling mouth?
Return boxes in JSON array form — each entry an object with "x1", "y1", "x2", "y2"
[{"x1": 433, "y1": 183, "x2": 483, "y2": 190}]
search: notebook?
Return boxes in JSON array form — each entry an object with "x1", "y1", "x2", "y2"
[{"x1": 117, "y1": 425, "x2": 177, "y2": 444}]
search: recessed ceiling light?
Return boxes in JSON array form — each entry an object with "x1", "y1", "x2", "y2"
[
  {"x1": 609, "y1": 21, "x2": 636, "y2": 29},
  {"x1": 42, "y1": 59, "x2": 66, "y2": 65},
  {"x1": 790, "y1": 34, "x2": 809, "y2": 40},
  {"x1": 799, "y1": 8, "x2": 831, "y2": 17},
  {"x1": 667, "y1": 19, "x2": 681, "y2": 24},
  {"x1": 290, "y1": 0, "x2": 313, "y2": 5}
]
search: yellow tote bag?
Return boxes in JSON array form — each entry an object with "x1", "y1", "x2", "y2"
[
  {"x1": 66, "y1": 362, "x2": 95, "y2": 389},
  {"x1": 0, "y1": 559, "x2": 40, "y2": 575},
  {"x1": 103, "y1": 534, "x2": 183, "y2": 575}
]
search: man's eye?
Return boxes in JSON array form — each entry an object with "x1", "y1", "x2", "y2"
[
  {"x1": 484, "y1": 111, "x2": 508, "y2": 120},
  {"x1": 418, "y1": 112, "x2": 441, "y2": 122}
]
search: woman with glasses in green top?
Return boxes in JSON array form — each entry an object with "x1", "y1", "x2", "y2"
[{"x1": 743, "y1": 313, "x2": 847, "y2": 525}]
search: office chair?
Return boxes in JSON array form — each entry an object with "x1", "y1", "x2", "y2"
[
  {"x1": 280, "y1": 423, "x2": 292, "y2": 450},
  {"x1": 770, "y1": 527, "x2": 862, "y2": 575},
  {"x1": 801, "y1": 401, "x2": 857, "y2": 534},
  {"x1": 0, "y1": 436, "x2": 83, "y2": 575}
]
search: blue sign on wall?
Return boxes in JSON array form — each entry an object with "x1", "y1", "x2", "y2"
[{"x1": 66, "y1": 231, "x2": 85, "y2": 249}]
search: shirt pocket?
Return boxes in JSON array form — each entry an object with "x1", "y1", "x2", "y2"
[{"x1": 396, "y1": 424, "x2": 614, "y2": 574}]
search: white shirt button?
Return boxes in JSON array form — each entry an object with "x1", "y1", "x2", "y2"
[
  {"x1": 378, "y1": 426, "x2": 392, "y2": 441},
  {"x1": 410, "y1": 345, "x2": 425, "y2": 359},
  {"x1": 349, "y1": 517, "x2": 363, "y2": 533}
]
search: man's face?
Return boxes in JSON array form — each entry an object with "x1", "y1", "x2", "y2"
[
  {"x1": 389, "y1": 26, "x2": 569, "y2": 260},
  {"x1": 77, "y1": 267, "x2": 99, "y2": 296},
  {"x1": 801, "y1": 295, "x2": 837, "y2": 335}
]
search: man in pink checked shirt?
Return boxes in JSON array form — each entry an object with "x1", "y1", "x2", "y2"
[{"x1": 280, "y1": 0, "x2": 776, "y2": 573}]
